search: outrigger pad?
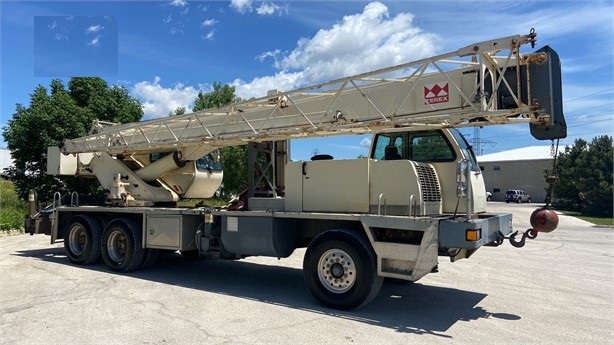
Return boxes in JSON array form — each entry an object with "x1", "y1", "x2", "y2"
[{"x1": 529, "y1": 45, "x2": 567, "y2": 140}]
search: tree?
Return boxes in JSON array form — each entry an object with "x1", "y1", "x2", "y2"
[
  {"x1": 553, "y1": 135, "x2": 613, "y2": 217},
  {"x1": 193, "y1": 82, "x2": 241, "y2": 111},
  {"x1": 169, "y1": 107, "x2": 186, "y2": 117},
  {"x1": 192, "y1": 82, "x2": 246, "y2": 198},
  {"x1": 2, "y1": 78, "x2": 143, "y2": 203}
]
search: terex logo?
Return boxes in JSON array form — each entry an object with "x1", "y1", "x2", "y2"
[{"x1": 424, "y1": 82, "x2": 449, "y2": 105}]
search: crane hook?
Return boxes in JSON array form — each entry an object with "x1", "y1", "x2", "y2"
[
  {"x1": 508, "y1": 228, "x2": 538, "y2": 248},
  {"x1": 528, "y1": 28, "x2": 537, "y2": 48}
]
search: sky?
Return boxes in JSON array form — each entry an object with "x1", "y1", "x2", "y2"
[{"x1": 1, "y1": 0, "x2": 612, "y2": 161}]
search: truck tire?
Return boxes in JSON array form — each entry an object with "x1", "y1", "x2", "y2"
[
  {"x1": 64, "y1": 215, "x2": 102, "y2": 265},
  {"x1": 101, "y1": 218, "x2": 145, "y2": 272},
  {"x1": 303, "y1": 230, "x2": 383, "y2": 310},
  {"x1": 140, "y1": 248, "x2": 161, "y2": 269}
]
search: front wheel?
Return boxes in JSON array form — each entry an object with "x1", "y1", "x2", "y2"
[{"x1": 303, "y1": 230, "x2": 383, "y2": 310}]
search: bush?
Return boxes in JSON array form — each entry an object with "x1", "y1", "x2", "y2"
[
  {"x1": 554, "y1": 136, "x2": 613, "y2": 218},
  {"x1": 552, "y1": 198, "x2": 581, "y2": 212},
  {"x1": 0, "y1": 180, "x2": 27, "y2": 231}
]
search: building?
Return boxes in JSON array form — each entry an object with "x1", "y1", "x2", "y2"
[
  {"x1": 1, "y1": 148, "x2": 14, "y2": 177},
  {"x1": 477, "y1": 146, "x2": 562, "y2": 202}
]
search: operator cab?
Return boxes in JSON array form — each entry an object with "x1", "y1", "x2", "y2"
[{"x1": 370, "y1": 128, "x2": 486, "y2": 213}]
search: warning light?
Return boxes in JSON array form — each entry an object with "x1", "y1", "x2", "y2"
[{"x1": 466, "y1": 229, "x2": 481, "y2": 242}]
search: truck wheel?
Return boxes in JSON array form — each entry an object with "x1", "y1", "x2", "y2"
[
  {"x1": 140, "y1": 248, "x2": 161, "y2": 269},
  {"x1": 101, "y1": 219, "x2": 145, "y2": 272},
  {"x1": 303, "y1": 230, "x2": 383, "y2": 310},
  {"x1": 64, "y1": 215, "x2": 102, "y2": 265}
]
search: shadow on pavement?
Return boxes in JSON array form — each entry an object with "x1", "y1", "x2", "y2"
[{"x1": 14, "y1": 246, "x2": 520, "y2": 336}]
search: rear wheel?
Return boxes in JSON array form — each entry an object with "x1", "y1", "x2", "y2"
[
  {"x1": 101, "y1": 219, "x2": 145, "y2": 272},
  {"x1": 64, "y1": 215, "x2": 102, "y2": 265},
  {"x1": 303, "y1": 230, "x2": 383, "y2": 310}
]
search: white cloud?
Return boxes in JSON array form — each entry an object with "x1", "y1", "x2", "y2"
[
  {"x1": 231, "y1": 0, "x2": 285, "y2": 16},
  {"x1": 233, "y1": 2, "x2": 440, "y2": 99},
  {"x1": 163, "y1": 15, "x2": 172, "y2": 24},
  {"x1": 230, "y1": 0, "x2": 252, "y2": 14},
  {"x1": 170, "y1": 0, "x2": 188, "y2": 7},
  {"x1": 203, "y1": 30, "x2": 215, "y2": 40},
  {"x1": 360, "y1": 137, "x2": 371, "y2": 147},
  {"x1": 86, "y1": 24, "x2": 104, "y2": 34},
  {"x1": 48, "y1": 20, "x2": 57, "y2": 29},
  {"x1": 131, "y1": 76, "x2": 204, "y2": 119},
  {"x1": 201, "y1": 18, "x2": 218, "y2": 27},
  {"x1": 232, "y1": 71, "x2": 303, "y2": 100},
  {"x1": 256, "y1": 1, "x2": 284, "y2": 16},
  {"x1": 256, "y1": 49, "x2": 282, "y2": 68},
  {"x1": 88, "y1": 35, "x2": 100, "y2": 46}
]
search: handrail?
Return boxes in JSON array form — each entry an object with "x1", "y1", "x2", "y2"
[
  {"x1": 70, "y1": 191, "x2": 79, "y2": 207},
  {"x1": 378, "y1": 193, "x2": 386, "y2": 216}
]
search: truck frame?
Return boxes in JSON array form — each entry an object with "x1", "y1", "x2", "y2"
[{"x1": 27, "y1": 30, "x2": 566, "y2": 310}]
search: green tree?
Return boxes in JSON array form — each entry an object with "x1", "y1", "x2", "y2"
[
  {"x1": 193, "y1": 82, "x2": 241, "y2": 111},
  {"x1": 68, "y1": 77, "x2": 142, "y2": 124},
  {"x1": 192, "y1": 82, "x2": 246, "y2": 197},
  {"x1": 169, "y1": 106, "x2": 186, "y2": 117},
  {"x1": 554, "y1": 135, "x2": 613, "y2": 217},
  {"x1": 2, "y1": 78, "x2": 143, "y2": 203}
]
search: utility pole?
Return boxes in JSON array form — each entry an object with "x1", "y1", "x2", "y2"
[{"x1": 473, "y1": 127, "x2": 482, "y2": 156}]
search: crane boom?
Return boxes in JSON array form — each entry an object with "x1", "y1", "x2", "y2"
[{"x1": 60, "y1": 30, "x2": 565, "y2": 161}]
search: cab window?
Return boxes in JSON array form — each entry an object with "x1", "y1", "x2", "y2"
[
  {"x1": 196, "y1": 153, "x2": 222, "y2": 172},
  {"x1": 371, "y1": 130, "x2": 456, "y2": 163},
  {"x1": 411, "y1": 133, "x2": 454, "y2": 162}
]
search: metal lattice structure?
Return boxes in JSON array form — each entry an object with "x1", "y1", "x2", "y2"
[{"x1": 61, "y1": 30, "x2": 562, "y2": 161}]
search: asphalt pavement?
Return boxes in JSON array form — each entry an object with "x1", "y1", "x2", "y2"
[{"x1": 0, "y1": 203, "x2": 612, "y2": 345}]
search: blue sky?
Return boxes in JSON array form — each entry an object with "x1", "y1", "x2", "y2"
[{"x1": 1, "y1": 0, "x2": 612, "y2": 161}]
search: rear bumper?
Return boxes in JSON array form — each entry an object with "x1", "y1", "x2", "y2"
[{"x1": 438, "y1": 212, "x2": 513, "y2": 250}]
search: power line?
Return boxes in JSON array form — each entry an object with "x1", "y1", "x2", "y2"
[{"x1": 564, "y1": 88, "x2": 614, "y2": 103}]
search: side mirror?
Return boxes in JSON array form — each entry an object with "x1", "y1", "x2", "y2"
[{"x1": 456, "y1": 159, "x2": 468, "y2": 198}]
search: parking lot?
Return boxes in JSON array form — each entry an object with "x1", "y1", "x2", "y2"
[{"x1": 1, "y1": 203, "x2": 612, "y2": 345}]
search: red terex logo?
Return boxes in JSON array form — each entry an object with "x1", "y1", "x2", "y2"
[{"x1": 424, "y1": 82, "x2": 449, "y2": 105}]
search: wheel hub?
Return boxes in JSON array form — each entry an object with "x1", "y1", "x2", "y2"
[
  {"x1": 107, "y1": 230, "x2": 127, "y2": 263},
  {"x1": 68, "y1": 226, "x2": 87, "y2": 255},
  {"x1": 317, "y1": 249, "x2": 356, "y2": 293}
]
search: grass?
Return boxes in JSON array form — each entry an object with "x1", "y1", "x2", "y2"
[
  {"x1": 0, "y1": 180, "x2": 27, "y2": 232},
  {"x1": 561, "y1": 210, "x2": 614, "y2": 227}
]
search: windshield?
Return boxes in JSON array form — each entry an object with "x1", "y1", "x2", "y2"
[{"x1": 449, "y1": 129, "x2": 479, "y2": 171}]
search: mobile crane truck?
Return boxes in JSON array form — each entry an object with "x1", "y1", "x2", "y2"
[{"x1": 26, "y1": 29, "x2": 566, "y2": 310}]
